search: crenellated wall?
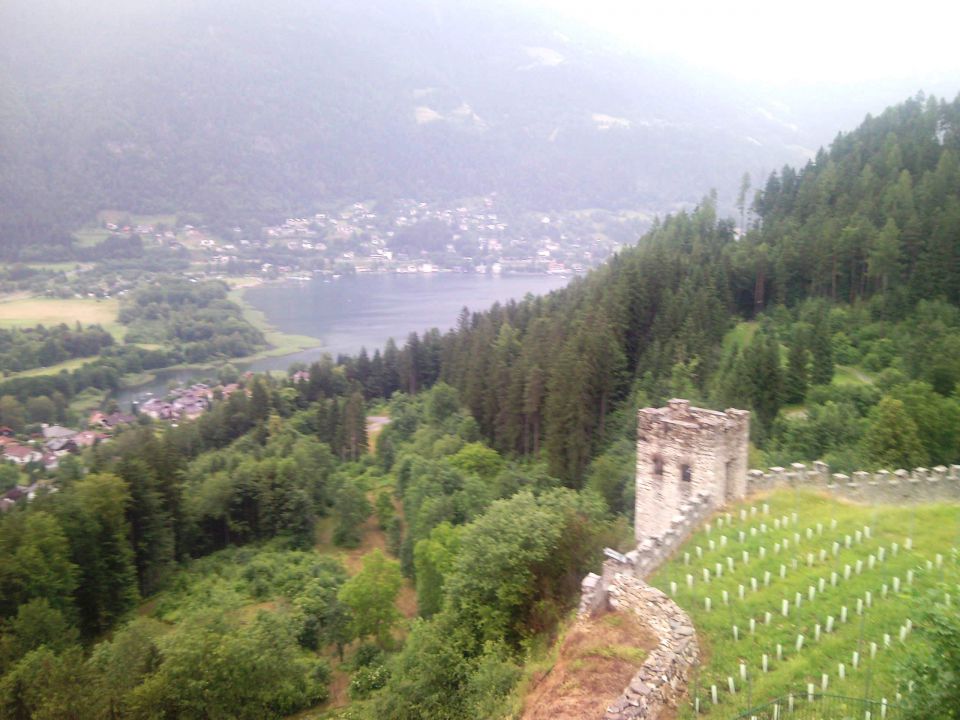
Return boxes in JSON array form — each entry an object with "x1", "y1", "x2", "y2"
[
  {"x1": 746, "y1": 461, "x2": 960, "y2": 503},
  {"x1": 579, "y1": 490, "x2": 715, "y2": 615}
]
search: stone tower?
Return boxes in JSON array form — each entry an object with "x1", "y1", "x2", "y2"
[{"x1": 635, "y1": 399, "x2": 750, "y2": 543}]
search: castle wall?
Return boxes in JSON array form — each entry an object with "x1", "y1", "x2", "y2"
[
  {"x1": 603, "y1": 574, "x2": 699, "y2": 720},
  {"x1": 578, "y1": 398, "x2": 960, "y2": 720},
  {"x1": 747, "y1": 462, "x2": 960, "y2": 504}
]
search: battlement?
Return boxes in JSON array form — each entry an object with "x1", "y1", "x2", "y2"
[{"x1": 747, "y1": 461, "x2": 960, "y2": 504}]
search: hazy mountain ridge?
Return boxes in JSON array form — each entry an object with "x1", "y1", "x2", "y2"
[{"x1": 1, "y1": 0, "x2": 819, "y2": 254}]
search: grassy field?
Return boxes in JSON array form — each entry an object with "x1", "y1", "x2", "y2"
[
  {"x1": 0, "y1": 296, "x2": 124, "y2": 338},
  {"x1": 22, "y1": 262, "x2": 88, "y2": 272},
  {"x1": 723, "y1": 321, "x2": 759, "y2": 354},
  {"x1": 3, "y1": 357, "x2": 92, "y2": 380},
  {"x1": 649, "y1": 490, "x2": 960, "y2": 717},
  {"x1": 74, "y1": 211, "x2": 179, "y2": 248},
  {"x1": 72, "y1": 228, "x2": 111, "y2": 248},
  {"x1": 68, "y1": 386, "x2": 108, "y2": 416},
  {"x1": 97, "y1": 210, "x2": 178, "y2": 228},
  {"x1": 833, "y1": 364, "x2": 875, "y2": 387}
]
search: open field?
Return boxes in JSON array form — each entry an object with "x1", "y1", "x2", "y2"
[
  {"x1": 74, "y1": 212, "x2": 179, "y2": 248},
  {"x1": 3, "y1": 357, "x2": 92, "y2": 380},
  {"x1": 0, "y1": 296, "x2": 123, "y2": 338},
  {"x1": 97, "y1": 210, "x2": 178, "y2": 228},
  {"x1": 649, "y1": 490, "x2": 960, "y2": 717},
  {"x1": 22, "y1": 262, "x2": 89, "y2": 272},
  {"x1": 723, "y1": 321, "x2": 759, "y2": 354},
  {"x1": 833, "y1": 364, "x2": 875, "y2": 387},
  {"x1": 72, "y1": 228, "x2": 111, "y2": 247},
  {"x1": 68, "y1": 386, "x2": 108, "y2": 416}
]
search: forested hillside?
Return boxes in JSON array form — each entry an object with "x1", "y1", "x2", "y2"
[
  {"x1": 0, "y1": 0, "x2": 814, "y2": 257},
  {"x1": 2, "y1": 93, "x2": 959, "y2": 719},
  {"x1": 346, "y1": 92, "x2": 960, "y2": 487}
]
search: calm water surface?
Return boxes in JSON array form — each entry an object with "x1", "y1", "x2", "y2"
[
  {"x1": 116, "y1": 273, "x2": 569, "y2": 406},
  {"x1": 244, "y1": 273, "x2": 570, "y2": 370}
]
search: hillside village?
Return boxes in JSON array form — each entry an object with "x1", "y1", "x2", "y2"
[
  {"x1": 89, "y1": 196, "x2": 645, "y2": 282},
  {"x1": 0, "y1": 379, "x2": 248, "y2": 513}
]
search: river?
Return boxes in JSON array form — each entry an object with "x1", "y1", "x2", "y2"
[{"x1": 114, "y1": 272, "x2": 570, "y2": 408}]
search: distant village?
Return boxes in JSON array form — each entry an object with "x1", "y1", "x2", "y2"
[
  {"x1": 0, "y1": 380, "x2": 250, "y2": 513},
  {"x1": 250, "y1": 196, "x2": 639, "y2": 277},
  {"x1": 89, "y1": 196, "x2": 645, "y2": 283}
]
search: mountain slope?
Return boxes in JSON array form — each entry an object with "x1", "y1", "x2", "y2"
[{"x1": 0, "y1": 0, "x2": 815, "y2": 254}]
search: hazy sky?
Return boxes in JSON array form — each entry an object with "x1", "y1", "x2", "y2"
[{"x1": 529, "y1": 0, "x2": 960, "y2": 86}]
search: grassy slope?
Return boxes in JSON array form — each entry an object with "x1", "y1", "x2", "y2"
[
  {"x1": 517, "y1": 612, "x2": 655, "y2": 720},
  {"x1": 649, "y1": 489, "x2": 960, "y2": 717},
  {"x1": 723, "y1": 320, "x2": 758, "y2": 355},
  {"x1": 0, "y1": 296, "x2": 128, "y2": 380},
  {"x1": 4, "y1": 356, "x2": 91, "y2": 379}
]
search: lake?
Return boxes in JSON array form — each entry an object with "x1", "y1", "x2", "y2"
[
  {"x1": 244, "y1": 272, "x2": 570, "y2": 370},
  {"x1": 114, "y1": 272, "x2": 570, "y2": 407}
]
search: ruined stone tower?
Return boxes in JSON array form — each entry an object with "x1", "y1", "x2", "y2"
[{"x1": 635, "y1": 399, "x2": 750, "y2": 543}]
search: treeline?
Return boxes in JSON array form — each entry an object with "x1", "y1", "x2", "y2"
[
  {"x1": 336, "y1": 93, "x2": 960, "y2": 487},
  {"x1": 0, "y1": 278, "x2": 268, "y2": 408},
  {"x1": 752, "y1": 94, "x2": 960, "y2": 308},
  {"x1": 731, "y1": 298, "x2": 960, "y2": 472},
  {"x1": 0, "y1": 361, "x2": 610, "y2": 718},
  {"x1": 120, "y1": 278, "x2": 265, "y2": 363},
  {"x1": 2, "y1": 91, "x2": 959, "y2": 719},
  {"x1": 0, "y1": 322, "x2": 114, "y2": 375}
]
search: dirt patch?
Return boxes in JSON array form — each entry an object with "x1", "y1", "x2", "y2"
[
  {"x1": 323, "y1": 662, "x2": 352, "y2": 711},
  {"x1": 521, "y1": 611, "x2": 658, "y2": 720},
  {"x1": 366, "y1": 415, "x2": 390, "y2": 454},
  {"x1": 340, "y1": 513, "x2": 388, "y2": 574},
  {"x1": 230, "y1": 599, "x2": 283, "y2": 624}
]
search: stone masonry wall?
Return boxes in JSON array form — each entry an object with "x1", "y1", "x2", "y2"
[
  {"x1": 635, "y1": 400, "x2": 749, "y2": 543},
  {"x1": 579, "y1": 490, "x2": 715, "y2": 615},
  {"x1": 602, "y1": 574, "x2": 700, "y2": 720},
  {"x1": 747, "y1": 462, "x2": 960, "y2": 504}
]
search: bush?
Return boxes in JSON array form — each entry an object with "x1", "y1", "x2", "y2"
[
  {"x1": 348, "y1": 663, "x2": 390, "y2": 699},
  {"x1": 352, "y1": 643, "x2": 384, "y2": 669}
]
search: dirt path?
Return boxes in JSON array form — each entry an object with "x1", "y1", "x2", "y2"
[
  {"x1": 521, "y1": 611, "x2": 658, "y2": 720},
  {"x1": 366, "y1": 415, "x2": 390, "y2": 453},
  {"x1": 312, "y1": 485, "x2": 416, "y2": 711}
]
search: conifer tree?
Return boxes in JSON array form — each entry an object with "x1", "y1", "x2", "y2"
[
  {"x1": 784, "y1": 333, "x2": 810, "y2": 404},
  {"x1": 743, "y1": 331, "x2": 783, "y2": 432},
  {"x1": 809, "y1": 314, "x2": 834, "y2": 385}
]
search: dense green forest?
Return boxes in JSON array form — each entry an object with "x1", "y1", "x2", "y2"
[
  {"x1": 0, "y1": 323, "x2": 114, "y2": 375},
  {"x1": 353, "y1": 92, "x2": 960, "y2": 485},
  {"x1": 2, "y1": 93, "x2": 959, "y2": 719},
  {"x1": 120, "y1": 279, "x2": 265, "y2": 363}
]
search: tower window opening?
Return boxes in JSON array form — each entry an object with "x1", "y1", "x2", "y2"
[
  {"x1": 653, "y1": 455, "x2": 664, "y2": 476},
  {"x1": 681, "y1": 464, "x2": 692, "y2": 482}
]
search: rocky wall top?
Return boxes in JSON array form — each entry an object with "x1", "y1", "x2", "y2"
[
  {"x1": 747, "y1": 462, "x2": 960, "y2": 503},
  {"x1": 603, "y1": 574, "x2": 700, "y2": 719}
]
